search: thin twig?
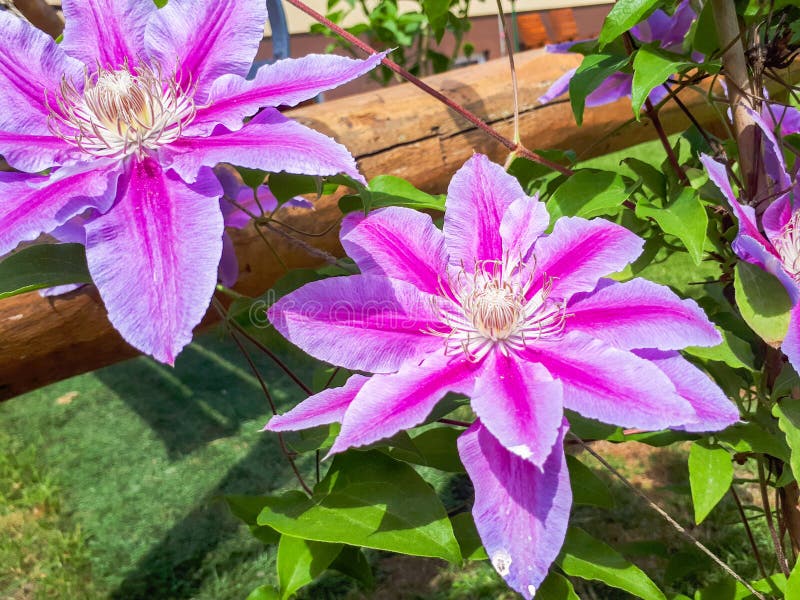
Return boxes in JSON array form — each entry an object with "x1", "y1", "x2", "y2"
[
  {"x1": 757, "y1": 459, "x2": 791, "y2": 577},
  {"x1": 495, "y1": 0, "x2": 520, "y2": 144},
  {"x1": 573, "y1": 435, "x2": 766, "y2": 600},
  {"x1": 730, "y1": 485, "x2": 769, "y2": 579},
  {"x1": 282, "y1": 0, "x2": 573, "y2": 176},
  {"x1": 438, "y1": 418, "x2": 472, "y2": 427}
]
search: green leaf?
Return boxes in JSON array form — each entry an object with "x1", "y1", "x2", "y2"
[
  {"x1": 636, "y1": 187, "x2": 708, "y2": 264},
  {"x1": 624, "y1": 157, "x2": 666, "y2": 199},
  {"x1": 774, "y1": 402, "x2": 800, "y2": 483},
  {"x1": 0, "y1": 243, "x2": 91, "y2": 300},
  {"x1": 559, "y1": 527, "x2": 666, "y2": 600},
  {"x1": 277, "y1": 535, "x2": 343, "y2": 600},
  {"x1": 535, "y1": 572, "x2": 580, "y2": 599},
  {"x1": 787, "y1": 556, "x2": 800, "y2": 600},
  {"x1": 450, "y1": 512, "x2": 488, "y2": 561},
  {"x1": 548, "y1": 169, "x2": 631, "y2": 220},
  {"x1": 696, "y1": 573, "x2": 786, "y2": 599},
  {"x1": 566, "y1": 455, "x2": 613, "y2": 508},
  {"x1": 245, "y1": 585, "x2": 280, "y2": 600},
  {"x1": 631, "y1": 45, "x2": 688, "y2": 116},
  {"x1": 328, "y1": 546, "x2": 373, "y2": 588},
  {"x1": 569, "y1": 54, "x2": 630, "y2": 126},
  {"x1": 717, "y1": 421, "x2": 791, "y2": 463},
  {"x1": 688, "y1": 440, "x2": 733, "y2": 524},
  {"x1": 734, "y1": 261, "x2": 792, "y2": 346},
  {"x1": 774, "y1": 363, "x2": 800, "y2": 400},
  {"x1": 257, "y1": 451, "x2": 462, "y2": 562},
  {"x1": 348, "y1": 175, "x2": 445, "y2": 213},
  {"x1": 685, "y1": 329, "x2": 755, "y2": 371},
  {"x1": 421, "y1": 0, "x2": 450, "y2": 41},
  {"x1": 226, "y1": 494, "x2": 292, "y2": 546},
  {"x1": 691, "y1": 0, "x2": 720, "y2": 56},
  {"x1": 388, "y1": 426, "x2": 464, "y2": 472},
  {"x1": 598, "y1": 0, "x2": 662, "y2": 46}
]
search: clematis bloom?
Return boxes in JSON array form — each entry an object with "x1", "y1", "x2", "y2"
[
  {"x1": 539, "y1": 0, "x2": 696, "y2": 107},
  {"x1": 264, "y1": 154, "x2": 738, "y2": 597},
  {"x1": 703, "y1": 106, "x2": 800, "y2": 368},
  {"x1": 0, "y1": 0, "x2": 381, "y2": 363}
]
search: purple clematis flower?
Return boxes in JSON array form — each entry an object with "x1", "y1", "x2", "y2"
[
  {"x1": 0, "y1": 0, "x2": 381, "y2": 364},
  {"x1": 263, "y1": 154, "x2": 738, "y2": 597},
  {"x1": 539, "y1": 0, "x2": 696, "y2": 107},
  {"x1": 703, "y1": 105, "x2": 800, "y2": 368}
]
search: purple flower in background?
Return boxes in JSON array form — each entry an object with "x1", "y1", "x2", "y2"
[
  {"x1": 703, "y1": 105, "x2": 800, "y2": 368},
  {"x1": 264, "y1": 154, "x2": 738, "y2": 597},
  {"x1": 0, "y1": 0, "x2": 381, "y2": 364},
  {"x1": 539, "y1": 0, "x2": 696, "y2": 107}
]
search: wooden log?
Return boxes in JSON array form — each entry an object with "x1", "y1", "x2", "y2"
[{"x1": 0, "y1": 48, "x2": 738, "y2": 399}]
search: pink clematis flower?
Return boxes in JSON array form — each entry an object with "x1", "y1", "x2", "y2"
[
  {"x1": 539, "y1": 0, "x2": 696, "y2": 107},
  {"x1": 264, "y1": 154, "x2": 738, "y2": 597},
  {"x1": 0, "y1": 0, "x2": 381, "y2": 363},
  {"x1": 703, "y1": 105, "x2": 800, "y2": 369}
]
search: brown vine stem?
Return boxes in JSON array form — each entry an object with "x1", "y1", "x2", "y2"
[
  {"x1": 573, "y1": 435, "x2": 766, "y2": 600},
  {"x1": 494, "y1": 0, "x2": 520, "y2": 145},
  {"x1": 282, "y1": 0, "x2": 573, "y2": 177},
  {"x1": 757, "y1": 459, "x2": 791, "y2": 577},
  {"x1": 730, "y1": 486, "x2": 768, "y2": 579}
]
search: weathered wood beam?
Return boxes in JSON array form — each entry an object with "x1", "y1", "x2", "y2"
[{"x1": 0, "y1": 49, "x2": 731, "y2": 399}]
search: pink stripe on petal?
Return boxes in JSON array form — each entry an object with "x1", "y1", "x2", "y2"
[
  {"x1": 470, "y1": 350, "x2": 563, "y2": 466},
  {"x1": 187, "y1": 53, "x2": 384, "y2": 135},
  {"x1": 145, "y1": 0, "x2": 266, "y2": 98},
  {"x1": 329, "y1": 354, "x2": 476, "y2": 454},
  {"x1": 458, "y1": 420, "x2": 571, "y2": 600},
  {"x1": 500, "y1": 194, "x2": 549, "y2": 270},
  {"x1": 568, "y1": 278, "x2": 721, "y2": 350},
  {"x1": 341, "y1": 208, "x2": 449, "y2": 295},
  {"x1": 85, "y1": 159, "x2": 223, "y2": 364},
  {"x1": 444, "y1": 154, "x2": 525, "y2": 267},
  {"x1": 525, "y1": 332, "x2": 696, "y2": 430},
  {"x1": 635, "y1": 349, "x2": 739, "y2": 432},
  {"x1": 530, "y1": 217, "x2": 643, "y2": 301},
  {"x1": 0, "y1": 130, "x2": 78, "y2": 173},
  {"x1": 0, "y1": 164, "x2": 118, "y2": 255},
  {"x1": 0, "y1": 11, "x2": 84, "y2": 136},
  {"x1": 268, "y1": 274, "x2": 447, "y2": 373},
  {"x1": 61, "y1": 0, "x2": 153, "y2": 69},
  {"x1": 266, "y1": 374, "x2": 370, "y2": 432},
  {"x1": 162, "y1": 109, "x2": 363, "y2": 184}
]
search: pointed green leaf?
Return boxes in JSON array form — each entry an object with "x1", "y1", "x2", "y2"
[
  {"x1": 535, "y1": 572, "x2": 580, "y2": 599},
  {"x1": 567, "y1": 455, "x2": 613, "y2": 508},
  {"x1": 734, "y1": 261, "x2": 792, "y2": 346},
  {"x1": 388, "y1": 426, "x2": 464, "y2": 472},
  {"x1": 559, "y1": 527, "x2": 666, "y2": 600},
  {"x1": 277, "y1": 535, "x2": 343, "y2": 600},
  {"x1": 548, "y1": 169, "x2": 631, "y2": 220},
  {"x1": 787, "y1": 556, "x2": 800, "y2": 599},
  {"x1": 450, "y1": 512, "x2": 488, "y2": 561},
  {"x1": 631, "y1": 46, "x2": 688, "y2": 116},
  {"x1": 0, "y1": 243, "x2": 91, "y2": 299},
  {"x1": 688, "y1": 440, "x2": 733, "y2": 524},
  {"x1": 569, "y1": 54, "x2": 630, "y2": 125},
  {"x1": 257, "y1": 451, "x2": 462, "y2": 562},
  {"x1": 246, "y1": 585, "x2": 280, "y2": 600},
  {"x1": 774, "y1": 402, "x2": 800, "y2": 483},
  {"x1": 598, "y1": 0, "x2": 663, "y2": 46},
  {"x1": 685, "y1": 328, "x2": 755, "y2": 371},
  {"x1": 636, "y1": 187, "x2": 708, "y2": 264},
  {"x1": 329, "y1": 546, "x2": 373, "y2": 588}
]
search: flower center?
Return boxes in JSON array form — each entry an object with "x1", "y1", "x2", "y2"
[
  {"x1": 48, "y1": 61, "x2": 196, "y2": 158},
  {"x1": 430, "y1": 260, "x2": 568, "y2": 361},
  {"x1": 775, "y1": 210, "x2": 800, "y2": 281}
]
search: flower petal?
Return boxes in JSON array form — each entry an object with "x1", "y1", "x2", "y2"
[
  {"x1": 781, "y1": 305, "x2": 800, "y2": 374},
  {"x1": 85, "y1": 158, "x2": 223, "y2": 364},
  {"x1": 268, "y1": 274, "x2": 447, "y2": 373},
  {"x1": 635, "y1": 349, "x2": 739, "y2": 432},
  {"x1": 763, "y1": 193, "x2": 792, "y2": 245},
  {"x1": 586, "y1": 73, "x2": 632, "y2": 107},
  {"x1": 538, "y1": 68, "x2": 575, "y2": 104},
  {"x1": 0, "y1": 11, "x2": 83, "y2": 136},
  {"x1": 745, "y1": 105, "x2": 791, "y2": 192},
  {"x1": 525, "y1": 332, "x2": 696, "y2": 430},
  {"x1": 329, "y1": 354, "x2": 476, "y2": 454},
  {"x1": 145, "y1": 0, "x2": 266, "y2": 98},
  {"x1": 161, "y1": 108, "x2": 363, "y2": 184},
  {"x1": 266, "y1": 374, "x2": 370, "y2": 432},
  {"x1": 0, "y1": 131, "x2": 78, "y2": 173},
  {"x1": 500, "y1": 194, "x2": 549, "y2": 270},
  {"x1": 61, "y1": 0, "x2": 153, "y2": 69},
  {"x1": 443, "y1": 154, "x2": 525, "y2": 267},
  {"x1": 568, "y1": 278, "x2": 721, "y2": 350},
  {"x1": 0, "y1": 163, "x2": 118, "y2": 255},
  {"x1": 340, "y1": 208, "x2": 448, "y2": 295},
  {"x1": 186, "y1": 52, "x2": 384, "y2": 135},
  {"x1": 458, "y1": 420, "x2": 571, "y2": 600},
  {"x1": 470, "y1": 350, "x2": 563, "y2": 466},
  {"x1": 529, "y1": 217, "x2": 643, "y2": 301},
  {"x1": 218, "y1": 232, "x2": 239, "y2": 287}
]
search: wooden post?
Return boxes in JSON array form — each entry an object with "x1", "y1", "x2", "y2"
[{"x1": 0, "y1": 48, "x2": 746, "y2": 399}]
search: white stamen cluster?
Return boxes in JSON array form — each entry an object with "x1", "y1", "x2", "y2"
[
  {"x1": 431, "y1": 259, "x2": 568, "y2": 361},
  {"x1": 775, "y1": 210, "x2": 800, "y2": 281},
  {"x1": 48, "y1": 61, "x2": 196, "y2": 158}
]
